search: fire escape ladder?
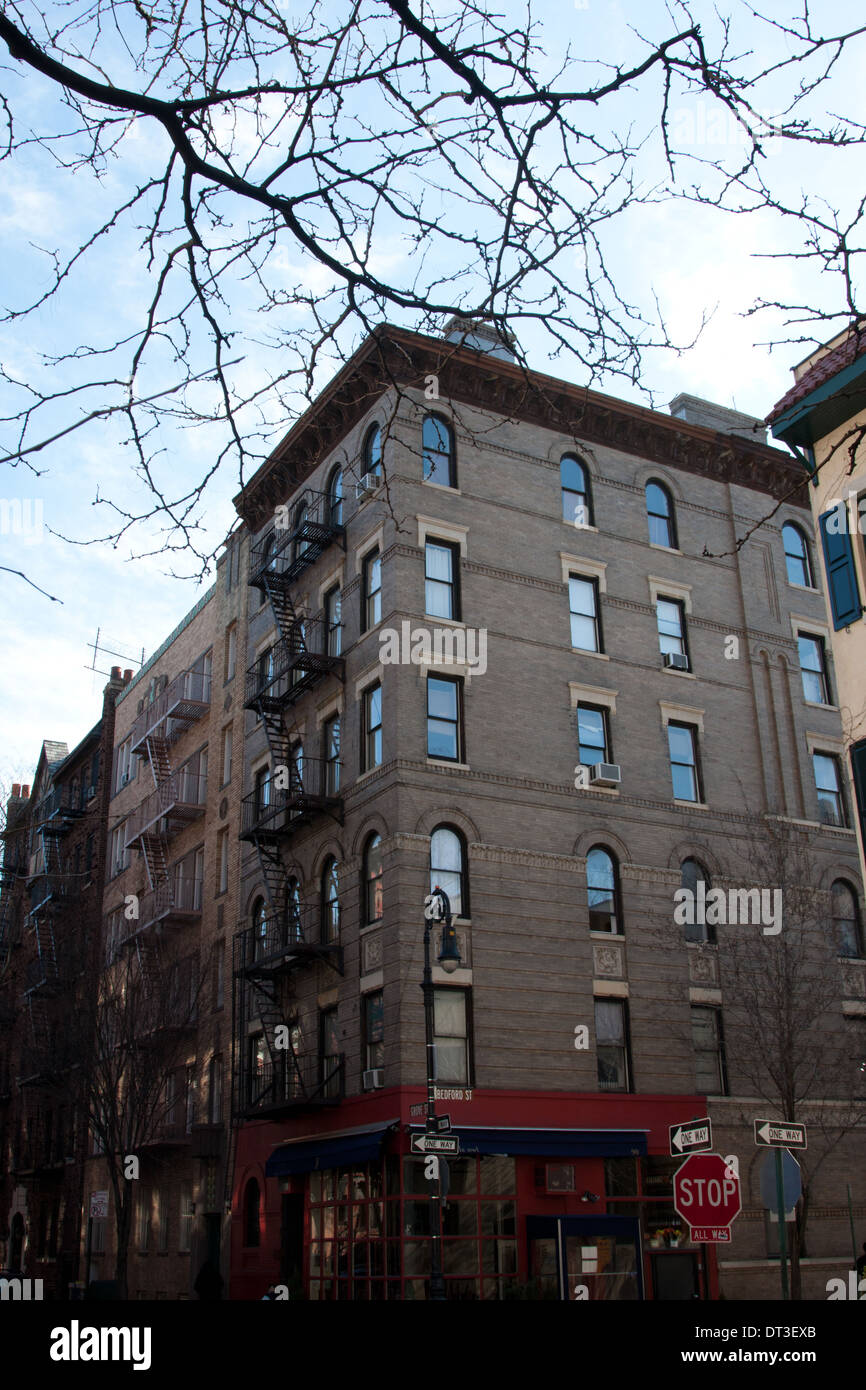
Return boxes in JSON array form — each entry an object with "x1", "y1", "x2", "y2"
[
  {"x1": 145, "y1": 734, "x2": 173, "y2": 789},
  {"x1": 140, "y1": 830, "x2": 170, "y2": 891},
  {"x1": 34, "y1": 918, "x2": 57, "y2": 979}
]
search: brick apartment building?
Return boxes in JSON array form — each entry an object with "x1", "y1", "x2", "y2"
[
  {"x1": 225, "y1": 319, "x2": 865, "y2": 1301},
  {"x1": 0, "y1": 668, "x2": 122, "y2": 1296},
  {"x1": 85, "y1": 538, "x2": 248, "y2": 1299}
]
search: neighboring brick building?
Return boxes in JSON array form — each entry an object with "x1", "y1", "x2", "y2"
[
  {"x1": 226, "y1": 321, "x2": 865, "y2": 1301},
  {"x1": 0, "y1": 667, "x2": 122, "y2": 1297},
  {"x1": 87, "y1": 536, "x2": 248, "y2": 1298}
]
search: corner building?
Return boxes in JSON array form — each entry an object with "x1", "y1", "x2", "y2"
[{"x1": 229, "y1": 323, "x2": 864, "y2": 1301}]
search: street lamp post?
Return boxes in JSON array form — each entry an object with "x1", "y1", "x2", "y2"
[{"x1": 421, "y1": 885, "x2": 461, "y2": 1302}]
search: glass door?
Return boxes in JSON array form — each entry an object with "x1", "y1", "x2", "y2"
[{"x1": 527, "y1": 1215, "x2": 643, "y2": 1301}]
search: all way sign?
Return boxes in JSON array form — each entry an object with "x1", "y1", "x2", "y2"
[
  {"x1": 669, "y1": 1119, "x2": 712, "y2": 1155},
  {"x1": 754, "y1": 1120, "x2": 807, "y2": 1151}
]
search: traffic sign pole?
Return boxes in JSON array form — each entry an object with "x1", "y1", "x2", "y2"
[{"x1": 775, "y1": 1148, "x2": 789, "y2": 1301}]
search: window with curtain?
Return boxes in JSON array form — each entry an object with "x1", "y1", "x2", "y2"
[
  {"x1": 646, "y1": 480, "x2": 676, "y2": 548},
  {"x1": 322, "y1": 858, "x2": 340, "y2": 943},
  {"x1": 364, "y1": 834, "x2": 384, "y2": 923},
  {"x1": 586, "y1": 846, "x2": 620, "y2": 934},
  {"x1": 430, "y1": 826, "x2": 466, "y2": 918}
]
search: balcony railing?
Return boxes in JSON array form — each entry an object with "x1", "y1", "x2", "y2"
[
  {"x1": 123, "y1": 771, "x2": 207, "y2": 849},
  {"x1": 141, "y1": 1120, "x2": 192, "y2": 1148},
  {"x1": 240, "y1": 757, "x2": 342, "y2": 839},
  {"x1": 129, "y1": 667, "x2": 211, "y2": 755},
  {"x1": 32, "y1": 786, "x2": 88, "y2": 829},
  {"x1": 248, "y1": 489, "x2": 344, "y2": 590},
  {"x1": 118, "y1": 876, "x2": 204, "y2": 942},
  {"x1": 239, "y1": 1052, "x2": 345, "y2": 1115},
  {"x1": 27, "y1": 873, "x2": 78, "y2": 916},
  {"x1": 234, "y1": 903, "x2": 338, "y2": 976},
  {"x1": 244, "y1": 616, "x2": 344, "y2": 710}
]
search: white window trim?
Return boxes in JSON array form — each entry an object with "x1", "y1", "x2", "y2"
[
  {"x1": 790, "y1": 613, "x2": 830, "y2": 643},
  {"x1": 359, "y1": 970, "x2": 384, "y2": 993},
  {"x1": 689, "y1": 987, "x2": 723, "y2": 1005},
  {"x1": 317, "y1": 563, "x2": 345, "y2": 612},
  {"x1": 561, "y1": 553, "x2": 607, "y2": 591},
  {"x1": 355, "y1": 525, "x2": 386, "y2": 576},
  {"x1": 418, "y1": 516, "x2": 469, "y2": 556},
  {"x1": 805, "y1": 731, "x2": 844, "y2": 757},
  {"x1": 659, "y1": 700, "x2": 705, "y2": 733},
  {"x1": 569, "y1": 682, "x2": 617, "y2": 715},
  {"x1": 649, "y1": 576, "x2": 692, "y2": 613}
]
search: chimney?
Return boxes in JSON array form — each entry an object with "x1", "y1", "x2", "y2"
[
  {"x1": 11, "y1": 783, "x2": 20, "y2": 798},
  {"x1": 123, "y1": 669, "x2": 133, "y2": 685},
  {"x1": 111, "y1": 665, "x2": 121, "y2": 680},
  {"x1": 22, "y1": 784, "x2": 30, "y2": 798},
  {"x1": 669, "y1": 393, "x2": 767, "y2": 443}
]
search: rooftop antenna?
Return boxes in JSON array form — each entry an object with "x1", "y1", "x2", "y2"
[{"x1": 85, "y1": 627, "x2": 145, "y2": 679}]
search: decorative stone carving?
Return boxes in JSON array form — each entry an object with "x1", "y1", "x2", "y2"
[
  {"x1": 362, "y1": 931, "x2": 383, "y2": 974},
  {"x1": 689, "y1": 949, "x2": 719, "y2": 986},
  {"x1": 593, "y1": 943, "x2": 623, "y2": 978}
]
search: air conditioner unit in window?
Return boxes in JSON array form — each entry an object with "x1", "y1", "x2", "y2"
[
  {"x1": 362, "y1": 1068, "x2": 384, "y2": 1091},
  {"x1": 590, "y1": 763, "x2": 621, "y2": 788},
  {"x1": 663, "y1": 652, "x2": 690, "y2": 672},
  {"x1": 355, "y1": 472, "x2": 380, "y2": 502}
]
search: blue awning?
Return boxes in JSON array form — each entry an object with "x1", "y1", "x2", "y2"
[
  {"x1": 435, "y1": 1128, "x2": 648, "y2": 1158},
  {"x1": 265, "y1": 1123, "x2": 395, "y2": 1177}
]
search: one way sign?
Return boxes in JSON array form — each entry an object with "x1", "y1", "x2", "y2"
[
  {"x1": 754, "y1": 1119, "x2": 807, "y2": 1151},
  {"x1": 669, "y1": 1119, "x2": 712, "y2": 1155}
]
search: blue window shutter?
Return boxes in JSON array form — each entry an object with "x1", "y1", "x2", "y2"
[{"x1": 818, "y1": 508, "x2": 861, "y2": 629}]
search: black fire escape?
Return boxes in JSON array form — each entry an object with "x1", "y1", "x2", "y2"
[{"x1": 234, "y1": 487, "x2": 346, "y2": 1117}]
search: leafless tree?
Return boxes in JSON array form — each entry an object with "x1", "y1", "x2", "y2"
[{"x1": 1, "y1": 1, "x2": 865, "y2": 576}]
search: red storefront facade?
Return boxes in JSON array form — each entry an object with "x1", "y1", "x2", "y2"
[{"x1": 230, "y1": 1088, "x2": 717, "y2": 1301}]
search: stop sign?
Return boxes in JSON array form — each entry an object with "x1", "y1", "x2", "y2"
[{"x1": 673, "y1": 1153, "x2": 741, "y2": 1235}]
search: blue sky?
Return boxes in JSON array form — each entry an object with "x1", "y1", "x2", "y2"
[{"x1": 1, "y1": 0, "x2": 864, "y2": 783}]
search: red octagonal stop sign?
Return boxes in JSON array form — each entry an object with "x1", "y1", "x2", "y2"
[{"x1": 673, "y1": 1153, "x2": 741, "y2": 1241}]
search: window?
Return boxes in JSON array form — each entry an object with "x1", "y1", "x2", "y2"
[
  {"x1": 328, "y1": 466, "x2": 343, "y2": 526},
  {"x1": 213, "y1": 943, "x2": 224, "y2": 1010},
  {"x1": 290, "y1": 738, "x2": 304, "y2": 791},
  {"x1": 364, "y1": 833, "x2": 384, "y2": 924},
  {"x1": 422, "y1": 414, "x2": 456, "y2": 488},
  {"x1": 244, "y1": 1179, "x2": 261, "y2": 1248},
  {"x1": 797, "y1": 632, "x2": 831, "y2": 704},
  {"x1": 185, "y1": 1066, "x2": 197, "y2": 1133},
  {"x1": 325, "y1": 585, "x2": 342, "y2": 657},
  {"x1": 668, "y1": 722, "x2": 701, "y2": 802},
  {"x1": 646, "y1": 480, "x2": 676, "y2": 548},
  {"x1": 256, "y1": 645, "x2": 275, "y2": 698},
  {"x1": 217, "y1": 828, "x2": 229, "y2": 894},
  {"x1": 434, "y1": 989, "x2": 470, "y2": 1084},
  {"x1": 322, "y1": 858, "x2": 340, "y2": 943},
  {"x1": 320, "y1": 1008, "x2": 342, "y2": 1098},
  {"x1": 819, "y1": 506, "x2": 862, "y2": 629},
  {"x1": 293, "y1": 499, "x2": 311, "y2": 563},
  {"x1": 362, "y1": 549, "x2": 382, "y2": 631},
  {"x1": 287, "y1": 876, "x2": 301, "y2": 943},
  {"x1": 115, "y1": 738, "x2": 133, "y2": 793},
  {"x1": 430, "y1": 826, "x2": 467, "y2": 919},
  {"x1": 595, "y1": 998, "x2": 631, "y2": 1091},
  {"x1": 681, "y1": 858, "x2": 714, "y2": 944},
  {"x1": 363, "y1": 424, "x2": 382, "y2": 478},
  {"x1": 157, "y1": 1191, "x2": 169, "y2": 1253},
  {"x1": 425, "y1": 540, "x2": 460, "y2": 620},
  {"x1": 85, "y1": 833, "x2": 94, "y2": 875},
  {"x1": 362, "y1": 683, "x2": 382, "y2": 771},
  {"x1": 427, "y1": 676, "x2": 462, "y2": 762},
  {"x1": 832, "y1": 880, "x2": 863, "y2": 958},
  {"x1": 813, "y1": 751, "x2": 846, "y2": 826},
  {"x1": 586, "y1": 846, "x2": 621, "y2": 934},
  {"x1": 576, "y1": 704, "x2": 609, "y2": 766},
  {"x1": 691, "y1": 1007, "x2": 727, "y2": 1094},
  {"x1": 561, "y1": 454, "x2": 592, "y2": 527},
  {"x1": 782, "y1": 522, "x2": 813, "y2": 588},
  {"x1": 363, "y1": 991, "x2": 384, "y2": 1071},
  {"x1": 221, "y1": 726, "x2": 233, "y2": 785},
  {"x1": 568, "y1": 575, "x2": 602, "y2": 652},
  {"x1": 254, "y1": 765, "x2": 272, "y2": 821},
  {"x1": 225, "y1": 624, "x2": 237, "y2": 682},
  {"x1": 247, "y1": 1033, "x2": 266, "y2": 1101},
  {"x1": 657, "y1": 598, "x2": 688, "y2": 664},
  {"x1": 179, "y1": 1190, "x2": 194, "y2": 1253},
  {"x1": 252, "y1": 897, "x2": 268, "y2": 960},
  {"x1": 109, "y1": 823, "x2": 129, "y2": 878},
  {"x1": 323, "y1": 714, "x2": 341, "y2": 795},
  {"x1": 136, "y1": 1192, "x2": 150, "y2": 1252}
]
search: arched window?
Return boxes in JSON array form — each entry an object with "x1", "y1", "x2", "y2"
[
  {"x1": 561, "y1": 454, "x2": 592, "y2": 527},
  {"x1": 832, "y1": 879, "x2": 863, "y2": 958},
  {"x1": 322, "y1": 857, "x2": 340, "y2": 943},
  {"x1": 680, "y1": 857, "x2": 714, "y2": 944},
  {"x1": 586, "y1": 846, "x2": 620, "y2": 934},
  {"x1": 364, "y1": 424, "x2": 382, "y2": 478},
  {"x1": 257, "y1": 532, "x2": 275, "y2": 606},
  {"x1": 364, "y1": 833, "x2": 384, "y2": 924},
  {"x1": 328, "y1": 466, "x2": 343, "y2": 527},
  {"x1": 782, "y1": 522, "x2": 813, "y2": 588},
  {"x1": 252, "y1": 897, "x2": 268, "y2": 960},
  {"x1": 244, "y1": 1178, "x2": 261, "y2": 1248},
  {"x1": 423, "y1": 414, "x2": 456, "y2": 488},
  {"x1": 430, "y1": 825, "x2": 467, "y2": 919},
  {"x1": 646, "y1": 480, "x2": 677, "y2": 549},
  {"x1": 287, "y1": 876, "x2": 301, "y2": 944}
]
